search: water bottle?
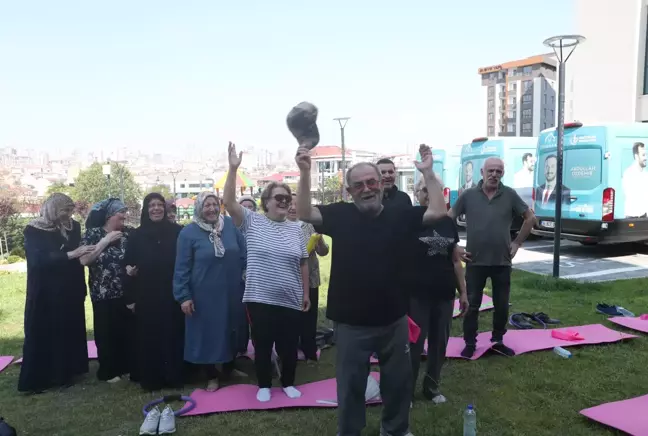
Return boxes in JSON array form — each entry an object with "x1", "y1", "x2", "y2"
[
  {"x1": 553, "y1": 346, "x2": 572, "y2": 358},
  {"x1": 463, "y1": 404, "x2": 477, "y2": 436}
]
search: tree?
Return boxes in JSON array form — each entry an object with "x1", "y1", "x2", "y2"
[
  {"x1": 320, "y1": 175, "x2": 343, "y2": 204},
  {"x1": 74, "y1": 162, "x2": 142, "y2": 206},
  {"x1": 73, "y1": 163, "x2": 142, "y2": 226},
  {"x1": 144, "y1": 184, "x2": 172, "y2": 200},
  {"x1": 46, "y1": 181, "x2": 74, "y2": 197},
  {"x1": 0, "y1": 197, "x2": 18, "y2": 256}
]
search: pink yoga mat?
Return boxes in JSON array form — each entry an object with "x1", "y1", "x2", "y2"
[
  {"x1": 446, "y1": 324, "x2": 637, "y2": 360},
  {"x1": 453, "y1": 294, "x2": 493, "y2": 318},
  {"x1": 0, "y1": 356, "x2": 14, "y2": 374},
  {"x1": 182, "y1": 372, "x2": 382, "y2": 415},
  {"x1": 608, "y1": 316, "x2": 648, "y2": 334},
  {"x1": 240, "y1": 341, "x2": 321, "y2": 361},
  {"x1": 370, "y1": 295, "x2": 494, "y2": 364},
  {"x1": 14, "y1": 340, "x2": 98, "y2": 364},
  {"x1": 580, "y1": 394, "x2": 648, "y2": 436}
]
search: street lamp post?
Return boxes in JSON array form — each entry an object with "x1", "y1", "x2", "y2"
[
  {"x1": 333, "y1": 117, "x2": 351, "y2": 201},
  {"x1": 543, "y1": 34, "x2": 586, "y2": 278},
  {"x1": 168, "y1": 165, "x2": 183, "y2": 200},
  {"x1": 102, "y1": 162, "x2": 112, "y2": 197}
]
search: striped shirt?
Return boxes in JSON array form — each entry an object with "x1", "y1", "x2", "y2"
[{"x1": 239, "y1": 207, "x2": 308, "y2": 311}]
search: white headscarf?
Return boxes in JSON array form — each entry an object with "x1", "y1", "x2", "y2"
[{"x1": 193, "y1": 192, "x2": 225, "y2": 257}]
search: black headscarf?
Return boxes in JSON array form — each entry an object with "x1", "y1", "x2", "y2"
[{"x1": 140, "y1": 193, "x2": 180, "y2": 235}]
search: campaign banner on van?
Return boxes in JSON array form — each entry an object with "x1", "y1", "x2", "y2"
[
  {"x1": 620, "y1": 141, "x2": 648, "y2": 219},
  {"x1": 534, "y1": 129, "x2": 602, "y2": 219}
]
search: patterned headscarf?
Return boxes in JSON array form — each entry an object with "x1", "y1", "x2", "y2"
[
  {"x1": 27, "y1": 193, "x2": 75, "y2": 239},
  {"x1": 238, "y1": 195, "x2": 257, "y2": 211},
  {"x1": 85, "y1": 198, "x2": 128, "y2": 229},
  {"x1": 193, "y1": 192, "x2": 225, "y2": 257}
]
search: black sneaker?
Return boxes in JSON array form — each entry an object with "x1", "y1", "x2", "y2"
[
  {"x1": 461, "y1": 344, "x2": 476, "y2": 358},
  {"x1": 491, "y1": 342, "x2": 516, "y2": 356}
]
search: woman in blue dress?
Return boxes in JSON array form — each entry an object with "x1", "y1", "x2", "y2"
[{"x1": 173, "y1": 192, "x2": 246, "y2": 391}]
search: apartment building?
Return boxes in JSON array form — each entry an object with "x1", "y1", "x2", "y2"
[
  {"x1": 567, "y1": 0, "x2": 648, "y2": 123},
  {"x1": 479, "y1": 54, "x2": 557, "y2": 137}
]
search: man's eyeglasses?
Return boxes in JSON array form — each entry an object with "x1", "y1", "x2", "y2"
[{"x1": 349, "y1": 179, "x2": 380, "y2": 192}]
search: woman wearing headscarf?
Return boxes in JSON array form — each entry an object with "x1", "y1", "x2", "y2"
[
  {"x1": 238, "y1": 195, "x2": 257, "y2": 212},
  {"x1": 18, "y1": 194, "x2": 95, "y2": 394},
  {"x1": 165, "y1": 199, "x2": 178, "y2": 224},
  {"x1": 407, "y1": 178, "x2": 468, "y2": 404},
  {"x1": 173, "y1": 192, "x2": 247, "y2": 391},
  {"x1": 123, "y1": 193, "x2": 184, "y2": 391},
  {"x1": 80, "y1": 198, "x2": 135, "y2": 383},
  {"x1": 287, "y1": 193, "x2": 329, "y2": 362},
  {"x1": 223, "y1": 142, "x2": 310, "y2": 403}
]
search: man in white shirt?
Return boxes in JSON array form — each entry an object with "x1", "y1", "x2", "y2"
[
  {"x1": 460, "y1": 161, "x2": 475, "y2": 194},
  {"x1": 513, "y1": 153, "x2": 535, "y2": 188},
  {"x1": 535, "y1": 154, "x2": 570, "y2": 207},
  {"x1": 622, "y1": 142, "x2": 648, "y2": 218}
]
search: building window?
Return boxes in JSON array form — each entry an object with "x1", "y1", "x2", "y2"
[
  {"x1": 523, "y1": 109, "x2": 532, "y2": 118},
  {"x1": 523, "y1": 66, "x2": 532, "y2": 75},
  {"x1": 488, "y1": 113, "x2": 494, "y2": 122},
  {"x1": 487, "y1": 126, "x2": 495, "y2": 136},
  {"x1": 523, "y1": 80, "x2": 532, "y2": 91},
  {"x1": 508, "y1": 96, "x2": 516, "y2": 105},
  {"x1": 543, "y1": 122, "x2": 547, "y2": 129},
  {"x1": 522, "y1": 94, "x2": 532, "y2": 103},
  {"x1": 508, "y1": 83, "x2": 517, "y2": 91},
  {"x1": 522, "y1": 122, "x2": 532, "y2": 130},
  {"x1": 507, "y1": 110, "x2": 516, "y2": 119},
  {"x1": 488, "y1": 99, "x2": 494, "y2": 108},
  {"x1": 488, "y1": 86, "x2": 494, "y2": 97},
  {"x1": 507, "y1": 123, "x2": 515, "y2": 133}
]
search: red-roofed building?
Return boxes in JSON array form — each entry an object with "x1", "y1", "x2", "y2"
[{"x1": 309, "y1": 146, "x2": 379, "y2": 193}]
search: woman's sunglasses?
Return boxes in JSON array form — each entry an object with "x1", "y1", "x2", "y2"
[{"x1": 273, "y1": 194, "x2": 292, "y2": 204}]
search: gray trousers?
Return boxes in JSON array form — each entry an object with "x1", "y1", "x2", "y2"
[
  {"x1": 335, "y1": 316, "x2": 412, "y2": 436},
  {"x1": 408, "y1": 298, "x2": 454, "y2": 397}
]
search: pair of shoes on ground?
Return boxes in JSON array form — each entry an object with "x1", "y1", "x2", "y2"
[
  {"x1": 509, "y1": 312, "x2": 560, "y2": 329},
  {"x1": 596, "y1": 303, "x2": 635, "y2": 317},
  {"x1": 461, "y1": 341, "x2": 515, "y2": 358},
  {"x1": 140, "y1": 405, "x2": 175, "y2": 435},
  {"x1": 256, "y1": 386, "x2": 302, "y2": 402}
]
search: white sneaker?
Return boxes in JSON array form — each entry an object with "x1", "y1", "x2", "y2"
[
  {"x1": 106, "y1": 376, "x2": 121, "y2": 384},
  {"x1": 158, "y1": 405, "x2": 176, "y2": 434},
  {"x1": 139, "y1": 406, "x2": 160, "y2": 435}
]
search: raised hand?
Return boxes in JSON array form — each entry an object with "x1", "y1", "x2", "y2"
[
  {"x1": 413, "y1": 143, "x2": 434, "y2": 173},
  {"x1": 295, "y1": 147, "x2": 312, "y2": 171},
  {"x1": 228, "y1": 141, "x2": 242, "y2": 169}
]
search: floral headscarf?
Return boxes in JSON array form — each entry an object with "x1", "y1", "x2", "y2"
[
  {"x1": 27, "y1": 193, "x2": 75, "y2": 239},
  {"x1": 193, "y1": 192, "x2": 225, "y2": 257},
  {"x1": 85, "y1": 198, "x2": 127, "y2": 229}
]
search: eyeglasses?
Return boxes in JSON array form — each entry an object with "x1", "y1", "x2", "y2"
[
  {"x1": 349, "y1": 179, "x2": 380, "y2": 192},
  {"x1": 273, "y1": 194, "x2": 292, "y2": 204}
]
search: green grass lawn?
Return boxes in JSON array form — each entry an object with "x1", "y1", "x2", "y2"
[{"x1": 1, "y1": 243, "x2": 648, "y2": 435}]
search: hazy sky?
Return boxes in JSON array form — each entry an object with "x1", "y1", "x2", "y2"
[{"x1": 0, "y1": 1, "x2": 573, "y2": 155}]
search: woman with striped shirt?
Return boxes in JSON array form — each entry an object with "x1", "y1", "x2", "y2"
[{"x1": 223, "y1": 142, "x2": 310, "y2": 403}]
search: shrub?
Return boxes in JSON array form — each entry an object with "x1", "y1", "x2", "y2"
[
  {"x1": 9, "y1": 247, "x2": 25, "y2": 259},
  {"x1": 6, "y1": 255, "x2": 23, "y2": 264}
]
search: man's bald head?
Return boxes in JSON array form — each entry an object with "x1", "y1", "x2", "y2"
[{"x1": 481, "y1": 157, "x2": 505, "y2": 190}]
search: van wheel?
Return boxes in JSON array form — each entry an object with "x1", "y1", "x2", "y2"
[{"x1": 579, "y1": 241, "x2": 598, "y2": 246}]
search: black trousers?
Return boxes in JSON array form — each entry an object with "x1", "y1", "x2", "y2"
[
  {"x1": 299, "y1": 287, "x2": 319, "y2": 360},
  {"x1": 92, "y1": 298, "x2": 136, "y2": 381},
  {"x1": 247, "y1": 302, "x2": 301, "y2": 388},
  {"x1": 463, "y1": 265, "x2": 512, "y2": 345}
]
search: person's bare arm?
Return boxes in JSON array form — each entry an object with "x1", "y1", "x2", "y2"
[
  {"x1": 413, "y1": 145, "x2": 447, "y2": 225},
  {"x1": 513, "y1": 208, "x2": 535, "y2": 246},
  {"x1": 315, "y1": 236, "x2": 329, "y2": 256},
  {"x1": 223, "y1": 142, "x2": 245, "y2": 228},
  {"x1": 452, "y1": 244, "x2": 469, "y2": 315},
  {"x1": 295, "y1": 146, "x2": 323, "y2": 226}
]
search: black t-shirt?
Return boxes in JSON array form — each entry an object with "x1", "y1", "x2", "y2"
[
  {"x1": 314, "y1": 202, "x2": 425, "y2": 327},
  {"x1": 382, "y1": 186, "x2": 413, "y2": 210},
  {"x1": 405, "y1": 215, "x2": 459, "y2": 301}
]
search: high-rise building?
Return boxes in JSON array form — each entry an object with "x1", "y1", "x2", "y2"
[
  {"x1": 567, "y1": 0, "x2": 648, "y2": 123},
  {"x1": 479, "y1": 54, "x2": 557, "y2": 137}
]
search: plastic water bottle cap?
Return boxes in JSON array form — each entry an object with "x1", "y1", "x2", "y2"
[{"x1": 467, "y1": 404, "x2": 474, "y2": 410}]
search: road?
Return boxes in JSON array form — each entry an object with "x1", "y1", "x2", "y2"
[{"x1": 458, "y1": 234, "x2": 648, "y2": 282}]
